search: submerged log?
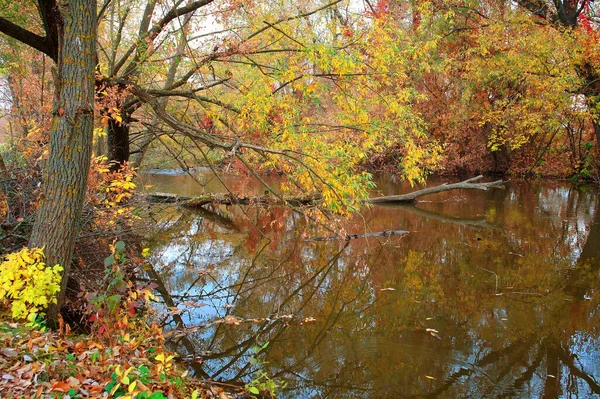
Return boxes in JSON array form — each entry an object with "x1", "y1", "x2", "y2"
[
  {"x1": 367, "y1": 175, "x2": 505, "y2": 204},
  {"x1": 306, "y1": 229, "x2": 409, "y2": 242}
]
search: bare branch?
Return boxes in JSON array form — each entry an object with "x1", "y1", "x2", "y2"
[
  {"x1": 0, "y1": 15, "x2": 55, "y2": 59},
  {"x1": 368, "y1": 176, "x2": 506, "y2": 204}
]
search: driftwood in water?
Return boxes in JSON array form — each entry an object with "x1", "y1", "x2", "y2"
[
  {"x1": 306, "y1": 229, "x2": 409, "y2": 242},
  {"x1": 147, "y1": 192, "x2": 322, "y2": 207},
  {"x1": 367, "y1": 175, "x2": 505, "y2": 204}
]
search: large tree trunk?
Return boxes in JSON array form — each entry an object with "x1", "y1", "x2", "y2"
[
  {"x1": 107, "y1": 114, "x2": 130, "y2": 169},
  {"x1": 29, "y1": 0, "x2": 96, "y2": 325}
]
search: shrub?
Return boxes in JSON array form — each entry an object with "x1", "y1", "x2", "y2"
[{"x1": 0, "y1": 247, "x2": 63, "y2": 321}]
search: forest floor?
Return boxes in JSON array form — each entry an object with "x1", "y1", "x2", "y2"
[{"x1": 0, "y1": 310, "x2": 238, "y2": 399}]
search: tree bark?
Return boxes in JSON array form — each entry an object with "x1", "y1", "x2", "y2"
[
  {"x1": 29, "y1": 0, "x2": 96, "y2": 325},
  {"x1": 107, "y1": 115, "x2": 130, "y2": 169}
]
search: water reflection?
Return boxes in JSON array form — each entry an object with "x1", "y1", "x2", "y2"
[{"x1": 142, "y1": 175, "x2": 600, "y2": 398}]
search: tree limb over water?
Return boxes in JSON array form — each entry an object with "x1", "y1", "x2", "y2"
[
  {"x1": 146, "y1": 175, "x2": 506, "y2": 208},
  {"x1": 367, "y1": 175, "x2": 506, "y2": 204}
]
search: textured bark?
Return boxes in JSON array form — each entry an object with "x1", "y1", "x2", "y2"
[{"x1": 29, "y1": 0, "x2": 96, "y2": 324}]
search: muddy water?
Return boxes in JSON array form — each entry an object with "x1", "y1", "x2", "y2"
[{"x1": 140, "y1": 173, "x2": 600, "y2": 398}]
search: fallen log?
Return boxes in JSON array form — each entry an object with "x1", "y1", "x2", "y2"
[
  {"x1": 146, "y1": 192, "x2": 322, "y2": 207},
  {"x1": 367, "y1": 175, "x2": 505, "y2": 204},
  {"x1": 146, "y1": 175, "x2": 505, "y2": 208}
]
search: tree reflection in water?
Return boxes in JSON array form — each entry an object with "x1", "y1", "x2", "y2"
[{"x1": 142, "y1": 178, "x2": 600, "y2": 398}]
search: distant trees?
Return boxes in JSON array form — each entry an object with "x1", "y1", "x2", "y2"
[
  {"x1": 380, "y1": 0, "x2": 600, "y2": 176},
  {"x1": 513, "y1": 0, "x2": 600, "y2": 146}
]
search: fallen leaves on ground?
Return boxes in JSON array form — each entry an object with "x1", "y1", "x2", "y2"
[{"x1": 0, "y1": 314, "x2": 237, "y2": 399}]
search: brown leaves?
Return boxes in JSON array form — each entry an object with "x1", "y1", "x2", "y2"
[
  {"x1": 0, "y1": 320, "x2": 111, "y2": 398},
  {"x1": 0, "y1": 314, "x2": 239, "y2": 399},
  {"x1": 1, "y1": 347, "x2": 18, "y2": 357}
]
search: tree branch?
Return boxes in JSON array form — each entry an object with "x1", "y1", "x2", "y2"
[
  {"x1": 0, "y1": 16, "x2": 55, "y2": 59},
  {"x1": 368, "y1": 175, "x2": 506, "y2": 204}
]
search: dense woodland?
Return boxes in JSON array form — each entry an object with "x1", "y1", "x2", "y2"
[{"x1": 0, "y1": 0, "x2": 600, "y2": 397}]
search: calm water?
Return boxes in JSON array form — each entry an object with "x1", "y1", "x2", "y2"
[{"x1": 140, "y1": 173, "x2": 600, "y2": 398}]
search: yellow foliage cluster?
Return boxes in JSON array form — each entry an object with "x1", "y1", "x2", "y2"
[
  {"x1": 456, "y1": 12, "x2": 584, "y2": 153},
  {"x1": 87, "y1": 156, "x2": 138, "y2": 224},
  {"x1": 0, "y1": 247, "x2": 63, "y2": 321}
]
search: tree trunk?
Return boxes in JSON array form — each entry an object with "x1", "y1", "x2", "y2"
[
  {"x1": 107, "y1": 114, "x2": 130, "y2": 169},
  {"x1": 29, "y1": 0, "x2": 96, "y2": 325},
  {"x1": 577, "y1": 64, "x2": 600, "y2": 149}
]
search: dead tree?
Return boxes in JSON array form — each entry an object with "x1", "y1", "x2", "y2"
[{"x1": 367, "y1": 175, "x2": 505, "y2": 204}]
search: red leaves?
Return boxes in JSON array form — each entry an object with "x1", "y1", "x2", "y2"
[
  {"x1": 199, "y1": 114, "x2": 214, "y2": 131},
  {"x1": 366, "y1": 0, "x2": 390, "y2": 19}
]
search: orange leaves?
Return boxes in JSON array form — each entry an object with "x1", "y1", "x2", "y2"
[
  {"x1": 51, "y1": 378, "x2": 78, "y2": 392},
  {"x1": 0, "y1": 306, "x2": 229, "y2": 399}
]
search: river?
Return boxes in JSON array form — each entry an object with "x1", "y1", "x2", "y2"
[{"x1": 138, "y1": 172, "x2": 600, "y2": 398}]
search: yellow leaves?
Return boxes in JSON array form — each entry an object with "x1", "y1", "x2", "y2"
[
  {"x1": 155, "y1": 352, "x2": 175, "y2": 373},
  {"x1": 109, "y1": 365, "x2": 137, "y2": 396},
  {"x1": 0, "y1": 247, "x2": 63, "y2": 320},
  {"x1": 93, "y1": 127, "x2": 106, "y2": 137},
  {"x1": 155, "y1": 352, "x2": 175, "y2": 364}
]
